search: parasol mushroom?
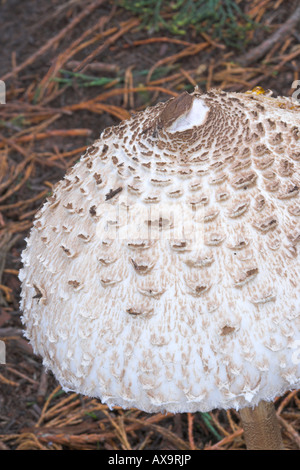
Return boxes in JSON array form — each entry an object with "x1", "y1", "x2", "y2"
[{"x1": 19, "y1": 87, "x2": 300, "y2": 450}]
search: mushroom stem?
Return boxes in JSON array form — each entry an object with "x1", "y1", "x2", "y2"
[{"x1": 239, "y1": 401, "x2": 284, "y2": 450}]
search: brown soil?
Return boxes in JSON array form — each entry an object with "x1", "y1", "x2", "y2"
[{"x1": 0, "y1": 0, "x2": 299, "y2": 451}]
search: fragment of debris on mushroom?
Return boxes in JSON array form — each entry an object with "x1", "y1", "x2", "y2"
[{"x1": 20, "y1": 88, "x2": 300, "y2": 413}]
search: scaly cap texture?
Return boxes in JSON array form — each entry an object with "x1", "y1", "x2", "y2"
[{"x1": 19, "y1": 88, "x2": 300, "y2": 413}]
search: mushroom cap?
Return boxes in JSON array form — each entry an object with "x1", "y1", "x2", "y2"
[{"x1": 19, "y1": 88, "x2": 300, "y2": 413}]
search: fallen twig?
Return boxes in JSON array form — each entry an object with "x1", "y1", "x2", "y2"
[
  {"x1": 277, "y1": 415, "x2": 300, "y2": 449},
  {"x1": 204, "y1": 428, "x2": 244, "y2": 450},
  {"x1": 0, "y1": 129, "x2": 92, "y2": 150},
  {"x1": 237, "y1": 4, "x2": 300, "y2": 66},
  {"x1": 146, "y1": 43, "x2": 209, "y2": 82},
  {"x1": 1, "y1": 0, "x2": 107, "y2": 82},
  {"x1": 74, "y1": 18, "x2": 140, "y2": 73}
]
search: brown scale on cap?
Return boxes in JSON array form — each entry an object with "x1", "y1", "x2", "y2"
[{"x1": 19, "y1": 88, "x2": 300, "y2": 415}]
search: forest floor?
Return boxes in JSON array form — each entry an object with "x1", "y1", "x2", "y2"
[{"x1": 0, "y1": 0, "x2": 299, "y2": 450}]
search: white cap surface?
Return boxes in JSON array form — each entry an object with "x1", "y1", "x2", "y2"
[{"x1": 20, "y1": 89, "x2": 300, "y2": 413}]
